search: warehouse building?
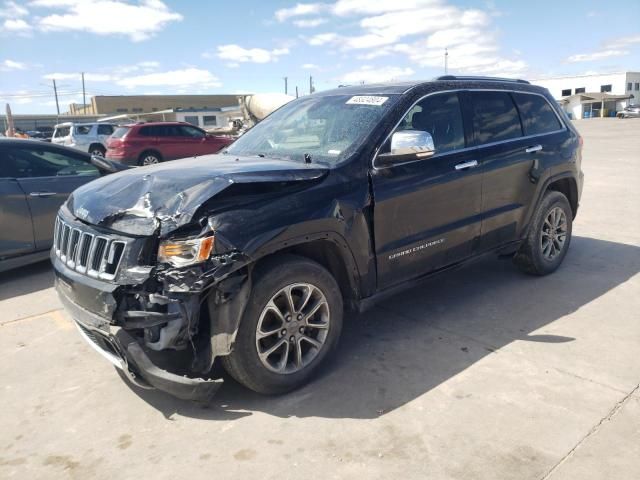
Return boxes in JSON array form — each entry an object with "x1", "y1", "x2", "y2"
[
  {"x1": 68, "y1": 94, "x2": 242, "y2": 115},
  {"x1": 533, "y1": 72, "x2": 639, "y2": 119}
]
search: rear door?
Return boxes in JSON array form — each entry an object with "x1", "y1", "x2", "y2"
[
  {"x1": 96, "y1": 123, "x2": 115, "y2": 146},
  {"x1": 0, "y1": 146, "x2": 35, "y2": 257},
  {"x1": 371, "y1": 91, "x2": 483, "y2": 289},
  {"x1": 154, "y1": 125, "x2": 184, "y2": 160},
  {"x1": 468, "y1": 90, "x2": 552, "y2": 251},
  {"x1": 6, "y1": 145, "x2": 100, "y2": 250}
]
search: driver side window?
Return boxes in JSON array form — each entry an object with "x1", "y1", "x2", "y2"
[
  {"x1": 6, "y1": 148, "x2": 99, "y2": 178},
  {"x1": 393, "y1": 92, "x2": 465, "y2": 154}
]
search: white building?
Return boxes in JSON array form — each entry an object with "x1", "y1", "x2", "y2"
[{"x1": 533, "y1": 72, "x2": 640, "y2": 119}]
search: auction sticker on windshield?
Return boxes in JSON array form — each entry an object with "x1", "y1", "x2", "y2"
[{"x1": 346, "y1": 96, "x2": 388, "y2": 106}]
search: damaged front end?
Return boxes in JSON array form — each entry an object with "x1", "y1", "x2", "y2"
[
  {"x1": 52, "y1": 213, "x2": 251, "y2": 401},
  {"x1": 52, "y1": 155, "x2": 329, "y2": 401},
  {"x1": 52, "y1": 205, "x2": 253, "y2": 402}
]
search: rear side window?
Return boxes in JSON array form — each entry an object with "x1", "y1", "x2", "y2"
[
  {"x1": 75, "y1": 125, "x2": 92, "y2": 135},
  {"x1": 512, "y1": 93, "x2": 563, "y2": 136},
  {"x1": 396, "y1": 92, "x2": 465, "y2": 154},
  {"x1": 97, "y1": 124, "x2": 114, "y2": 135},
  {"x1": 469, "y1": 91, "x2": 523, "y2": 145},
  {"x1": 112, "y1": 127, "x2": 130, "y2": 139},
  {"x1": 54, "y1": 126, "x2": 70, "y2": 138},
  {"x1": 139, "y1": 126, "x2": 157, "y2": 136}
]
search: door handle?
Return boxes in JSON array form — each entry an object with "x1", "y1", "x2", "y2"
[
  {"x1": 525, "y1": 144, "x2": 543, "y2": 153},
  {"x1": 454, "y1": 160, "x2": 478, "y2": 170},
  {"x1": 29, "y1": 192, "x2": 56, "y2": 197}
]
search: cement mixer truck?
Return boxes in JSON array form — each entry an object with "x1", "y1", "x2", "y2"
[{"x1": 205, "y1": 93, "x2": 295, "y2": 136}]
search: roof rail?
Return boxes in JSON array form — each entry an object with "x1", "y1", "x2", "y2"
[{"x1": 435, "y1": 75, "x2": 530, "y2": 84}]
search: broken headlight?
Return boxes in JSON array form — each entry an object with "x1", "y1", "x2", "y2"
[{"x1": 158, "y1": 235, "x2": 215, "y2": 267}]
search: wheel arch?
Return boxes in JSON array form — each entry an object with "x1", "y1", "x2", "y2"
[
  {"x1": 546, "y1": 176, "x2": 578, "y2": 218},
  {"x1": 88, "y1": 142, "x2": 105, "y2": 154},
  {"x1": 138, "y1": 149, "x2": 163, "y2": 163},
  {"x1": 251, "y1": 233, "x2": 361, "y2": 311}
]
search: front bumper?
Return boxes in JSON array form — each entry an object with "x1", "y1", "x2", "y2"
[{"x1": 55, "y1": 274, "x2": 223, "y2": 402}]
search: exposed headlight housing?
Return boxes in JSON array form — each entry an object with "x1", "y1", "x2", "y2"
[{"x1": 158, "y1": 235, "x2": 215, "y2": 268}]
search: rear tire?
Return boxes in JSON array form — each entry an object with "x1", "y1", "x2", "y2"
[
  {"x1": 513, "y1": 191, "x2": 572, "y2": 275},
  {"x1": 222, "y1": 255, "x2": 343, "y2": 394},
  {"x1": 89, "y1": 145, "x2": 106, "y2": 157},
  {"x1": 138, "y1": 150, "x2": 161, "y2": 166}
]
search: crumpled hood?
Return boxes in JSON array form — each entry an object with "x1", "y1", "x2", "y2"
[{"x1": 69, "y1": 154, "x2": 329, "y2": 236}]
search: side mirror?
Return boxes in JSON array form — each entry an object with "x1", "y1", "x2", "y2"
[
  {"x1": 90, "y1": 154, "x2": 132, "y2": 175},
  {"x1": 376, "y1": 130, "x2": 435, "y2": 167}
]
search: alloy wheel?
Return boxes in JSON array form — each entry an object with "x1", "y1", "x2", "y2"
[
  {"x1": 540, "y1": 206, "x2": 568, "y2": 261},
  {"x1": 142, "y1": 155, "x2": 159, "y2": 165},
  {"x1": 255, "y1": 283, "x2": 330, "y2": 374}
]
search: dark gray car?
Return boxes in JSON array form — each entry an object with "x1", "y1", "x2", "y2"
[{"x1": 0, "y1": 139, "x2": 125, "y2": 272}]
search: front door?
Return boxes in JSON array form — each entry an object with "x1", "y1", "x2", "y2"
[
  {"x1": 6, "y1": 145, "x2": 100, "y2": 250},
  {"x1": 371, "y1": 91, "x2": 483, "y2": 289},
  {"x1": 0, "y1": 147, "x2": 35, "y2": 257}
]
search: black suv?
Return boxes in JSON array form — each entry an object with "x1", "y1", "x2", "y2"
[{"x1": 52, "y1": 76, "x2": 583, "y2": 400}]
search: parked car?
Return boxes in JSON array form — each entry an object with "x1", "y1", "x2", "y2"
[
  {"x1": 105, "y1": 121, "x2": 235, "y2": 166},
  {"x1": 26, "y1": 130, "x2": 51, "y2": 141},
  {"x1": 0, "y1": 139, "x2": 128, "y2": 272},
  {"x1": 52, "y1": 122, "x2": 117, "y2": 157},
  {"x1": 616, "y1": 105, "x2": 640, "y2": 118},
  {"x1": 52, "y1": 76, "x2": 583, "y2": 401}
]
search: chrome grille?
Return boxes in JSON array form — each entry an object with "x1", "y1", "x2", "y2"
[{"x1": 53, "y1": 216, "x2": 126, "y2": 280}]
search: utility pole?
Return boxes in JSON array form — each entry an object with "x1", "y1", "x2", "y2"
[
  {"x1": 309, "y1": 75, "x2": 315, "y2": 94},
  {"x1": 295, "y1": 86, "x2": 299, "y2": 98},
  {"x1": 283, "y1": 76, "x2": 288, "y2": 95},
  {"x1": 81, "y1": 72, "x2": 86, "y2": 114},
  {"x1": 52, "y1": 79, "x2": 60, "y2": 115},
  {"x1": 444, "y1": 48, "x2": 449, "y2": 75}
]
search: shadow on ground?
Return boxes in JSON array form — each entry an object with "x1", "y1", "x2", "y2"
[
  {"x1": 107, "y1": 236, "x2": 640, "y2": 419},
  {"x1": 0, "y1": 260, "x2": 53, "y2": 301}
]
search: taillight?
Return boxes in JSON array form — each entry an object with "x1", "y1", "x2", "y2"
[{"x1": 578, "y1": 136, "x2": 583, "y2": 147}]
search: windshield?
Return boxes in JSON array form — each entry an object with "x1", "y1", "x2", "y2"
[{"x1": 225, "y1": 94, "x2": 399, "y2": 165}]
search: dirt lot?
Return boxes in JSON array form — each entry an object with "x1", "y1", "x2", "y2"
[{"x1": 1, "y1": 118, "x2": 638, "y2": 480}]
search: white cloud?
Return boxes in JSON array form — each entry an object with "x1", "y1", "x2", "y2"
[
  {"x1": 216, "y1": 44, "x2": 289, "y2": 63},
  {"x1": 31, "y1": 0, "x2": 183, "y2": 41},
  {"x1": 2, "y1": 18, "x2": 32, "y2": 31},
  {"x1": 302, "y1": 63, "x2": 320, "y2": 69},
  {"x1": 41, "y1": 65, "x2": 221, "y2": 90},
  {"x1": 567, "y1": 50, "x2": 629, "y2": 63},
  {"x1": 340, "y1": 65, "x2": 414, "y2": 84},
  {"x1": 43, "y1": 72, "x2": 114, "y2": 82},
  {"x1": 308, "y1": 32, "x2": 340, "y2": 46},
  {"x1": 275, "y1": 3, "x2": 325, "y2": 22},
  {"x1": 566, "y1": 35, "x2": 640, "y2": 63},
  {"x1": 116, "y1": 68, "x2": 222, "y2": 89},
  {"x1": 1, "y1": 59, "x2": 27, "y2": 70},
  {"x1": 0, "y1": 1, "x2": 28, "y2": 18},
  {"x1": 292, "y1": 18, "x2": 327, "y2": 27},
  {"x1": 292, "y1": 0, "x2": 525, "y2": 77}
]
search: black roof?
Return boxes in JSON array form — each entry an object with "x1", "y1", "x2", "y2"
[{"x1": 317, "y1": 76, "x2": 543, "y2": 97}]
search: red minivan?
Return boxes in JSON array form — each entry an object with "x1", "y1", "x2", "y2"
[{"x1": 106, "y1": 122, "x2": 235, "y2": 166}]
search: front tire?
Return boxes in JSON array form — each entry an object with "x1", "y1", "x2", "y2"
[
  {"x1": 514, "y1": 191, "x2": 573, "y2": 275},
  {"x1": 222, "y1": 255, "x2": 343, "y2": 394}
]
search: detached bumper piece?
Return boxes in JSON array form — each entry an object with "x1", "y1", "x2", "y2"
[{"x1": 60, "y1": 287, "x2": 222, "y2": 402}]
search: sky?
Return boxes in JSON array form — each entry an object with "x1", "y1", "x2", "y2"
[{"x1": 1, "y1": 0, "x2": 639, "y2": 114}]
